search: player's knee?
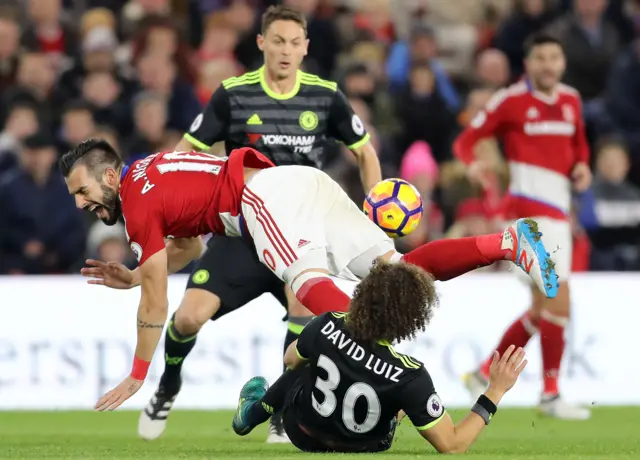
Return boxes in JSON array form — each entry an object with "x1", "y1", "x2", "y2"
[
  {"x1": 287, "y1": 269, "x2": 330, "y2": 299},
  {"x1": 379, "y1": 250, "x2": 403, "y2": 263},
  {"x1": 285, "y1": 284, "x2": 312, "y2": 316},
  {"x1": 174, "y1": 289, "x2": 222, "y2": 335},
  {"x1": 527, "y1": 305, "x2": 542, "y2": 325}
]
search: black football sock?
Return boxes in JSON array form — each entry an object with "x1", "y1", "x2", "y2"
[
  {"x1": 247, "y1": 368, "x2": 303, "y2": 428},
  {"x1": 160, "y1": 313, "x2": 198, "y2": 391}
]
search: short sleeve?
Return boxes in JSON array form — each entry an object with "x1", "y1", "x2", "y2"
[
  {"x1": 295, "y1": 313, "x2": 331, "y2": 360},
  {"x1": 122, "y1": 206, "x2": 165, "y2": 266},
  {"x1": 399, "y1": 369, "x2": 446, "y2": 431},
  {"x1": 183, "y1": 86, "x2": 231, "y2": 150},
  {"x1": 327, "y1": 89, "x2": 370, "y2": 150},
  {"x1": 453, "y1": 88, "x2": 510, "y2": 164}
]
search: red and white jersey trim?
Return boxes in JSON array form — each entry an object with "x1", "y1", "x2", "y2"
[{"x1": 508, "y1": 161, "x2": 572, "y2": 214}]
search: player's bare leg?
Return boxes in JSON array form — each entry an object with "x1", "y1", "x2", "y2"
[
  {"x1": 267, "y1": 286, "x2": 308, "y2": 444},
  {"x1": 535, "y1": 281, "x2": 590, "y2": 420},
  {"x1": 138, "y1": 289, "x2": 222, "y2": 440}
]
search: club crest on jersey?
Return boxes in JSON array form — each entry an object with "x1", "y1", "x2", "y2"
[
  {"x1": 427, "y1": 394, "x2": 443, "y2": 418},
  {"x1": 299, "y1": 111, "x2": 318, "y2": 131},
  {"x1": 526, "y1": 107, "x2": 539, "y2": 119},
  {"x1": 130, "y1": 242, "x2": 143, "y2": 262}
]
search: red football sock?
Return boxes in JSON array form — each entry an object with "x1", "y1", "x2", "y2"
[
  {"x1": 479, "y1": 312, "x2": 538, "y2": 379},
  {"x1": 402, "y1": 234, "x2": 509, "y2": 281},
  {"x1": 295, "y1": 277, "x2": 350, "y2": 315},
  {"x1": 539, "y1": 312, "x2": 568, "y2": 396}
]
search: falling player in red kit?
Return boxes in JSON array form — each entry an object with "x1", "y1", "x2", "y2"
[
  {"x1": 454, "y1": 33, "x2": 592, "y2": 420},
  {"x1": 60, "y1": 139, "x2": 557, "y2": 410}
]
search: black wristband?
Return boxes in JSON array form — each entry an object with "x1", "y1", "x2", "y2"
[
  {"x1": 471, "y1": 394, "x2": 498, "y2": 425},
  {"x1": 478, "y1": 394, "x2": 498, "y2": 414}
]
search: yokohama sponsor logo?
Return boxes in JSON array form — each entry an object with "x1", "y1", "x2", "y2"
[
  {"x1": 262, "y1": 135, "x2": 315, "y2": 146},
  {"x1": 524, "y1": 122, "x2": 575, "y2": 136}
]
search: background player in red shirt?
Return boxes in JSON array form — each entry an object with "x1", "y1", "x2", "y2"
[
  {"x1": 454, "y1": 33, "x2": 592, "y2": 420},
  {"x1": 60, "y1": 139, "x2": 558, "y2": 411}
]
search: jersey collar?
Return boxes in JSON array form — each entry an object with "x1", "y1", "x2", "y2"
[
  {"x1": 120, "y1": 165, "x2": 129, "y2": 181},
  {"x1": 525, "y1": 77, "x2": 558, "y2": 105},
  {"x1": 259, "y1": 65, "x2": 301, "y2": 101}
]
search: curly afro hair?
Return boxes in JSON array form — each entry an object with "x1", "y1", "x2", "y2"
[{"x1": 347, "y1": 260, "x2": 439, "y2": 344}]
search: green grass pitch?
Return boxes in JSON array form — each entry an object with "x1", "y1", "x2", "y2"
[{"x1": 1, "y1": 408, "x2": 639, "y2": 459}]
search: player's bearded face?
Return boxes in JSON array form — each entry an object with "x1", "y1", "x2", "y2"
[
  {"x1": 96, "y1": 182, "x2": 122, "y2": 226},
  {"x1": 65, "y1": 165, "x2": 122, "y2": 226},
  {"x1": 526, "y1": 44, "x2": 565, "y2": 92},
  {"x1": 260, "y1": 20, "x2": 308, "y2": 80}
]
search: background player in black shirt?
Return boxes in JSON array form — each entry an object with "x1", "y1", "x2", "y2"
[
  {"x1": 231, "y1": 261, "x2": 528, "y2": 453},
  {"x1": 139, "y1": 6, "x2": 383, "y2": 442}
]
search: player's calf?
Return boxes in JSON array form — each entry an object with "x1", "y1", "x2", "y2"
[
  {"x1": 270, "y1": 289, "x2": 311, "y2": 444},
  {"x1": 162, "y1": 291, "x2": 218, "y2": 389}
]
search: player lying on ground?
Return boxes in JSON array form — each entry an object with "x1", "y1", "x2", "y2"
[
  {"x1": 231, "y1": 261, "x2": 528, "y2": 453},
  {"x1": 59, "y1": 139, "x2": 556, "y2": 410}
]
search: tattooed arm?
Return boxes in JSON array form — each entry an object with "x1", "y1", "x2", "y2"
[{"x1": 135, "y1": 248, "x2": 169, "y2": 362}]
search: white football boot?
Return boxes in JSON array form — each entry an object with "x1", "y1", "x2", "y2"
[
  {"x1": 539, "y1": 394, "x2": 591, "y2": 420},
  {"x1": 462, "y1": 371, "x2": 489, "y2": 402},
  {"x1": 266, "y1": 415, "x2": 291, "y2": 444}
]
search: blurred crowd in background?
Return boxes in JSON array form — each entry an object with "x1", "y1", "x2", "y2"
[{"x1": 1, "y1": 0, "x2": 640, "y2": 275}]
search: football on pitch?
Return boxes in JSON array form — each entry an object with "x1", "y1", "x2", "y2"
[{"x1": 363, "y1": 178, "x2": 423, "y2": 238}]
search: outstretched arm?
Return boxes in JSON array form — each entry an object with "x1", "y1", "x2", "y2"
[
  {"x1": 95, "y1": 249, "x2": 169, "y2": 411},
  {"x1": 403, "y1": 346, "x2": 526, "y2": 453}
]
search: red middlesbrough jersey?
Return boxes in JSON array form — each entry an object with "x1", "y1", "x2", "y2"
[
  {"x1": 454, "y1": 80, "x2": 590, "y2": 220},
  {"x1": 119, "y1": 148, "x2": 273, "y2": 265}
]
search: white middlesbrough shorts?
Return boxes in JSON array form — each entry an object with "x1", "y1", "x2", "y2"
[
  {"x1": 240, "y1": 166, "x2": 395, "y2": 284},
  {"x1": 511, "y1": 216, "x2": 572, "y2": 282}
]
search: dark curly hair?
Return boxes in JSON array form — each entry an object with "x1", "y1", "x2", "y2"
[{"x1": 347, "y1": 261, "x2": 439, "y2": 344}]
